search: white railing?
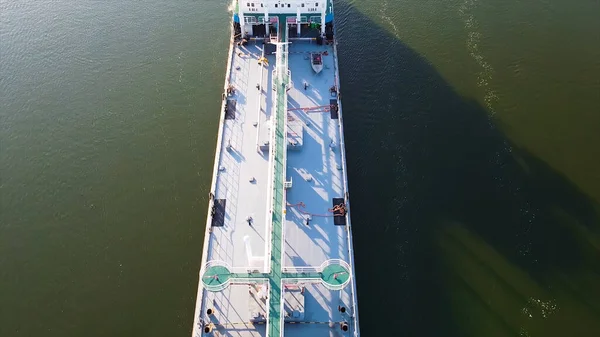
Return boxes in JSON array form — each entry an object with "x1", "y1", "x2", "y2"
[
  {"x1": 282, "y1": 266, "x2": 320, "y2": 274},
  {"x1": 329, "y1": 9, "x2": 361, "y2": 335},
  {"x1": 280, "y1": 26, "x2": 291, "y2": 283},
  {"x1": 279, "y1": 284, "x2": 285, "y2": 337},
  {"x1": 283, "y1": 276, "x2": 321, "y2": 283},
  {"x1": 286, "y1": 69, "x2": 293, "y2": 90},
  {"x1": 200, "y1": 261, "x2": 267, "y2": 277},
  {"x1": 279, "y1": 24, "x2": 291, "y2": 337},
  {"x1": 191, "y1": 18, "x2": 240, "y2": 333},
  {"x1": 228, "y1": 266, "x2": 265, "y2": 274},
  {"x1": 229, "y1": 278, "x2": 268, "y2": 284},
  {"x1": 255, "y1": 48, "x2": 266, "y2": 152},
  {"x1": 265, "y1": 59, "x2": 279, "y2": 273},
  {"x1": 319, "y1": 258, "x2": 351, "y2": 271}
]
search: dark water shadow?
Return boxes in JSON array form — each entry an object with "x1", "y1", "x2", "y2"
[{"x1": 333, "y1": 2, "x2": 600, "y2": 336}]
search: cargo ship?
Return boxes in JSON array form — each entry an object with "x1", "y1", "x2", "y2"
[{"x1": 191, "y1": 1, "x2": 360, "y2": 336}]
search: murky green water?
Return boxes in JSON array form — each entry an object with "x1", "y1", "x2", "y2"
[{"x1": 1, "y1": 1, "x2": 599, "y2": 336}]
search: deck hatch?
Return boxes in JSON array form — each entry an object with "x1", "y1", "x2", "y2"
[
  {"x1": 330, "y1": 99, "x2": 339, "y2": 119},
  {"x1": 332, "y1": 198, "x2": 346, "y2": 226},
  {"x1": 264, "y1": 43, "x2": 276, "y2": 55},
  {"x1": 225, "y1": 99, "x2": 236, "y2": 120},
  {"x1": 211, "y1": 199, "x2": 226, "y2": 227}
]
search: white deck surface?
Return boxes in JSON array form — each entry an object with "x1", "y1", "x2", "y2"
[
  {"x1": 192, "y1": 35, "x2": 358, "y2": 337},
  {"x1": 285, "y1": 45, "x2": 348, "y2": 268},
  {"x1": 209, "y1": 43, "x2": 272, "y2": 268}
]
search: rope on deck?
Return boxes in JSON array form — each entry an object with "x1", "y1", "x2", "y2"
[{"x1": 286, "y1": 201, "x2": 346, "y2": 217}]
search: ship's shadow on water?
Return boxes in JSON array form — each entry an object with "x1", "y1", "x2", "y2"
[{"x1": 334, "y1": 3, "x2": 600, "y2": 337}]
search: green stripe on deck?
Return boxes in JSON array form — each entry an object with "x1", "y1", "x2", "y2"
[
  {"x1": 267, "y1": 18, "x2": 288, "y2": 337},
  {"x1": 201, "y1": 17, "x2": 305, "y2": 337}
]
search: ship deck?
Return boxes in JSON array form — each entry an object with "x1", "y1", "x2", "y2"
[{"x1": 192, "y1": 30, "x2": 358, "y2": 337}]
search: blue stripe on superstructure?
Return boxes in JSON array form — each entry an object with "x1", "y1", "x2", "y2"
[
  {"x1": 233, "y1": 14, "x2": 240, "y2": 23},
  {"x1": 325, "y1": 13, "x2": 334, "y2": 23}
]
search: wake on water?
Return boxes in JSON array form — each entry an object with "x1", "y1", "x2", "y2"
[{"x1": 459, "y1": 0, "x2": 499, "y2": 115}]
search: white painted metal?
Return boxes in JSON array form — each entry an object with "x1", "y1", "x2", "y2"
[{"x1": 191, "y1": 2, "x2": 359, "y2": 337}]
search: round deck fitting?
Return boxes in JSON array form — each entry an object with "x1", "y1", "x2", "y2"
[
  {"x1": 320, "y1": 262, "x2": 351, "y2": 289},
  {"x1": 202, "y1": 265, "x2": 232, "y2": 292}
]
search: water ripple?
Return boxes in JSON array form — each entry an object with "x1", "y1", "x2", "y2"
[{"x1": 459, "y1": 0, "x2": 499, "y2": 114}]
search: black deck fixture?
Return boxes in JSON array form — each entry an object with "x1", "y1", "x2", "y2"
[
  {"x1": 325, "y1": 22, "x2": 334, "y2": 41},
  {"x1": 332, "y1": 198, "x2": 346, "y2": 226},
  {"x1": 211, "y1": 199, "x2": 226, "y2": 227},
  {"x1": 330, "y1": 99, "x2": 339, "y2": 119},
  {"x1": 233, "y1": 22, "x2": 241, "y2": 39},
  {"x1": 289, "y1": 24, "x2": 298, "y2": 38},
  {"x1": 300, "y1": 24, "x2": 320, "y2": 38},
  {"x1": 264, "y1": 43, "x2": 276, "y2": 55},
  {"x1": 225, "y1": 99, "x2": 236, "y2": 120},
  {"x1": 253, "y1": 24, "x2": 267, "y2": 38}
]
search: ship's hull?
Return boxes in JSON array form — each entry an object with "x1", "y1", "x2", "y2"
[{"x1": 191, "y1": 2, "x2": 359, "y2": 336}]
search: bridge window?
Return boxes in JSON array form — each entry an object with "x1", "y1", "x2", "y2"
[
  {"x1": 246, "y1": 3, "x2": 250, "y2": 6},
  {"x1": 251, "y1": 3, "x2": 254, "y2": 7},
  {"x1": 288, "y1": 4, "x2": 291, "y2": 7},
  {"x1": 301, "y1": 4, "x2": 305, "y2": 7},
  {"x1": 275, "y1": 4, "x2": 278, "y2": 7}
]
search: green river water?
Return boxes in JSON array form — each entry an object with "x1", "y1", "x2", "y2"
[{"x1": 1, "y1": 1, "x2": 599, "y2": 336}]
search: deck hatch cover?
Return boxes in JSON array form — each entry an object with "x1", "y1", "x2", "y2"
[
  {"x1": 225, "y1": 99, "x2": 236, "y2": 120},
  {"x1": 332, "y1": 198, "x2": 346, "y2": 226},
  {"x1": 211, "y1": 199, "x2": 226, "y2": 227},
  {"x1": 330, "y1": 99, "x2": 339, "y2": 119}
]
